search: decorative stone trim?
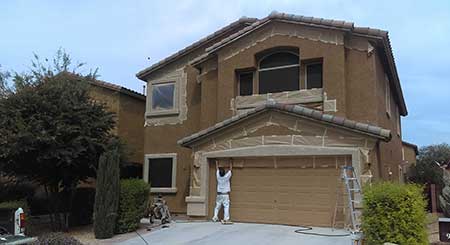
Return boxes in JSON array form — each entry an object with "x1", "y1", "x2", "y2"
[
  {"x1": 145, "y1": 69, "x2": 188, "y2": 126},
  {"x1": 143, "y1": 153, "x2": 177, "y2": 193},
  {"x1": 233, "y1": 89, "x2": 323, "y2": 113}
]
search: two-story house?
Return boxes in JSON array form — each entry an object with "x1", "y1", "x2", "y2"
[{"x1": 136, "y1": 12, "x2": 409, "y2": 227}]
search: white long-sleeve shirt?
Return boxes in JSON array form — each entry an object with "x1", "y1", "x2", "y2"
[{"x1": 216, "y1": 170, "x2": 232, "y2": 193}]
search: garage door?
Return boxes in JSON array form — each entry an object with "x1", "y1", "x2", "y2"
[{"x1": 208, "y1": 155, "x2": 349, "y2": 227}]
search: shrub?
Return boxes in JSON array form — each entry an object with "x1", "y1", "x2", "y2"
[
  {"x1": 362, "y1": 182, "x2": 428, "y2": 245},
  {"x1": 0, "y1": 199, "x2": 29, "y2": 214},
  {"x1": 115, "y1": 179, "x2": 149, "y2": 234},
  {"x1": 31, "y1": 232, "x2": 83, "y2": 245},
  {"x1": 94, "y1": 147, "x2": 120, "y2": 239}
]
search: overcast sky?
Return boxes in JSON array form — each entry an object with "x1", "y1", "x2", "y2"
[{"x1": 1, "y1": 0, "x2": 449, "y2": 147}]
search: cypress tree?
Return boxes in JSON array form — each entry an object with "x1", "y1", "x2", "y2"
[
  {"x1": 440, "y1": 171, "x2": 450, "y2": 217},
  {"x1": 93, "y1": 145, "x2": 120, "y2": 239}
]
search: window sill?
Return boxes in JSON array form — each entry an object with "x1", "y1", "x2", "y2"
[
  {"x1": 235, "y1": 88, "x2": 323, "y2": 110},
  {"x1": 146, "y1": 110, "x2": 179, "y2": 118},
  {"x1": 150, "y1": 187, "x2": 178, "y2": 194}
]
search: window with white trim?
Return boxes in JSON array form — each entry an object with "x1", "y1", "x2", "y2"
[
  {"x1": 144, "y1": 153, "x2": 177, "y2": 193},
  {"x1": 385, "y1": 73, "x2": 391, "y2": 116},
  {"x1": 152, "y1": 82, "x2": 175, "y2": 111},
  {"x1": 146, "y1": 71, "x2": 182, "y2": 118}
]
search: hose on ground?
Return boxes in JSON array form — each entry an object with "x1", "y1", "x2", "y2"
[{"x1": 294, "y1": 226, "x2": 350, "y2": 237}]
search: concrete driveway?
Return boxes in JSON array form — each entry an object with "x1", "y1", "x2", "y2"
[{"x1": 120, "y1": 222, "x2": 353, "y2": 245}]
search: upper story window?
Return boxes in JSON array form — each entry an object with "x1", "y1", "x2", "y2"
[
  {"x1": 305, "y1": 63, "x2": 323, "y2": 89},
  {"x1": 147, "y1": 71, "x2": 182, "y2": 118},
  {"x1": 258, "y1": 51, "x2": 300, "y2": 94},
  {"x1": 238, "y1": 72, "x2": 253, "y2": 96},
  {"x1": 152, "y1": 82, "x2": 175, "y2": 110}
]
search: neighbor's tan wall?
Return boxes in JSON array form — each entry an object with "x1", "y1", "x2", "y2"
[
  {"x1": 89, "y1": 85, "x2": 146, "y2": 165},
  {"x1": 118, "y1": 94, "x2": 145, "y2": 164},
  {"x1": 403, "y1": 145, "x2": 417, "y2": 165},
  {"x1": 88, "y1": 85, "x2": 120, "y2": 135}
]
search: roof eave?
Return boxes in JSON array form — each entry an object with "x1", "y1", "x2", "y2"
[
  {"x1": 178, "y1": 105, "x2": 391, "y2": 148},
  {"x1": 136, "y1": 18, "x2": 258, "y2": 81}
]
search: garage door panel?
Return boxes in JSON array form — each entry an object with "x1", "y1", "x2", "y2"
[
  {"x1": 231, "y1": 193, "x2": 274, "y2": 204},
  {"x1": 208, "y1": 156, "x2": 348, "y2": 227}
]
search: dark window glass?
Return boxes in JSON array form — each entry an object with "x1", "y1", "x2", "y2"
[
  {"x1": 239, "y1": 72, "x2": 253, "y2": 96},
  {"x1": 260, "y1": 52, "x2": 299, "y2": 69},
  {"x1": 148, "y1": 158, "x2": 173, "y2": 188},
  {"x1": 259, "y1": 66, "x2": 300, "y2": 94},
  {"x1": 306, "y1": 63, "x2": 323, "y2": 89}
]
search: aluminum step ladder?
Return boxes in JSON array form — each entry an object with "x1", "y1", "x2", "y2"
[{"x1": 342, "y1": 166, "x2": 362, "y2": 231}]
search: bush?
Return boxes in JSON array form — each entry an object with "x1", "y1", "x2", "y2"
[
  {"x1": 0, "y1": 199, "x2": 29, "y2": 214},
  {"x1": 115, "y1": 179, "x2": 149, "y2": 234},
  {"x1": 362, "y1": 182, "x2": 428, "y2": 245},
  {"x1": 31, "y1": 232, "x2": 82, "y2": 245},
  {"x1": 94, "y1": 147, "x2": 120, "y2": 239}
]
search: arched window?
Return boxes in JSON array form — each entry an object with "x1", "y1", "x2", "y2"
[{"x1": 258, "y1": 51, "x2": 300, "y2": 94}]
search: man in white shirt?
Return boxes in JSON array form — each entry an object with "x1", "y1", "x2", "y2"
[{"x1": 212, "y1": 159, "x2": 232, "y2": 223}]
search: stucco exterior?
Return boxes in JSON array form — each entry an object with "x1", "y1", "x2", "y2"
[
  {"x1": 89, "y1": 82, "x2": 146, "y2": 165},
  {"x1": 137, "y1": 13, "x2": 411, "y2": 221}
]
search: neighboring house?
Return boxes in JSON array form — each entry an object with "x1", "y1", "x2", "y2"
[
  {"x1": 88, "y1": 80, "x2": 146, "y2": 176},
  {"x1": 136, "y1": 12, "x2": 411, "y2": 227},
  {"x1": 400, "y1": 141, "x2": 418, "y2": 183}
]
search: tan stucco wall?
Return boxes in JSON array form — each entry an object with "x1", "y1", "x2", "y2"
[
  {"x1": 89, "y1": 85, "x2": 145, "y2": 165},
  {"x1": 118, "y1": 94, "x2": 145, "y2": 164},
  {"x1": 89, "y1": 86, "x2": 120, "y2": 135},
  {"x1": 403, "y1": 144, "x2": 417, "y2": 166},
  {"x1": 143, "y1": 66, "x2": 202, "y2": 213},
  {"x1": 373, "y1": 50, "x2": 403, "y2": 180},
  {"x1": 142, "y1": 21, "x2": 406, "y2": 213}
]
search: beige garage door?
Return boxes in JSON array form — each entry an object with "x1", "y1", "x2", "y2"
[{"x1": 208, "y1": 156, "x2": 349, "y2": 227}]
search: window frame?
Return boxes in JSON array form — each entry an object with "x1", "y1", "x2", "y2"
[
  {"x1": 396, "y1": 107, "x2": 401, "y2": 136},
  {"x1": 304, "y1": 62, "x2": 323, "y2": 89},
  {"x1": 385, "y1": 73, "x2": 391, "y2": 117},
  {"x1": 237, "y1": 70, "x2": 255, "y2": 96},
  {"x1": 143, "y1": 153, "x2": 177, "y2": 193},
  {"x1": 146, "y1": 73, "x2": 180, "y2": 117},
  {"x1": 257, "y1": 50, "x2": 300, "y2": 94}
]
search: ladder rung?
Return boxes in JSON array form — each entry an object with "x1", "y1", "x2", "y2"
[
  {"x1": 349, "y1": 188, "x2": 360, "y2": 192},
  {"x1": 351, "y1": 200, "x2": 361, "y2": 204},
  {"x1": 347, "y1": 177, "x2": 357, "y2": 180}
]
